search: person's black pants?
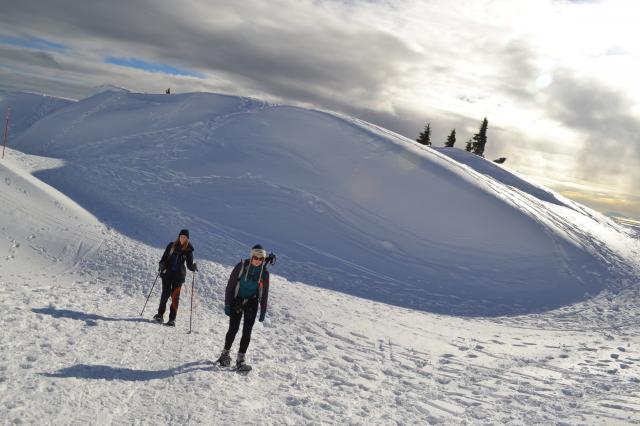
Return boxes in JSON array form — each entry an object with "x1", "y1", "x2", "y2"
[
  {"x1": 157, "y1": 274, "x2": 182, "y2": 321},
  {"x1": 224, "y1": 298, "x2": 258, "y2": 354}
]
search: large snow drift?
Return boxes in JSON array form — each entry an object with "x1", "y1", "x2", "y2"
[{"x1": 6, "y1": 90, "x2": 639, "y2": 315}]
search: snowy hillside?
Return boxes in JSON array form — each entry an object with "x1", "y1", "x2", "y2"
[
  {"x1": 2, "y1": 148, "x2": 640, "y2": 424},
  {"x1": 1, "y1": 90, "x2": 640, "y2": 424},
  {"x1": 0, "y1": 90, "x2": 72, "y2": 138},
  {"x1": 7, "y1": 90, "x2": 640, "y2": 316}
]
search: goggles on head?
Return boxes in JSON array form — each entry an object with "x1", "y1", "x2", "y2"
[{"x1": 250, "y1": 248, "x2": 267, "y2": 259}]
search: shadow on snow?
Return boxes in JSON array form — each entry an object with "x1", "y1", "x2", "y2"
[
  {"x1": 32, "y1": 307, "x2": 148, "y2": 327},
  {"x1": 41, "y1": 360, "x2": 214, "y2": 381}
]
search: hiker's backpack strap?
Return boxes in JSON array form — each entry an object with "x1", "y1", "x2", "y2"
[{"x1": 234, "y1": 259, "x2": 245, "y2": 299}]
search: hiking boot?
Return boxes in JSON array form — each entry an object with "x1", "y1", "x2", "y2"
[
  {"x1": 164, "y1": 319, "x2": 175, "y2": 327},
  {"x1": 152, "y1": 314, "x2": 163, "y2": 323},
  {"x1": 218, "y1": 349, "x2": 231, "y2": 367}
]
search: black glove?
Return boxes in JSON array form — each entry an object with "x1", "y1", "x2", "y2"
[
  {"x1": 192, "y1": 262, "x2": 198, "y2": 272},
  {"x1": 265, "y1": 252, "x2": 276, "y2": 265},
  {"x1": 158, "y1": 261, "x2": 165, "y2": 272}
]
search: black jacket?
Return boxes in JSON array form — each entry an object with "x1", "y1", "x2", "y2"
[{"x1": 159, "y1": 242, "x2": 195, "y2": 284}]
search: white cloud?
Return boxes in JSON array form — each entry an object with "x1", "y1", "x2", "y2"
[{"x1": 0, "y1": 0, "x2": 638, "y2": 217}]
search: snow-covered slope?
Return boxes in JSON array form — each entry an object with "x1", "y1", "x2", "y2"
[
  {"x1": 0, "y1": 145, "x2": 640, "y2": 425},
  {"x1": 2, "y1": 148, "x2": 640, "y2": 425},
  {"x1": 0, "y1": 90, "x2": 72, "y2": 139},
  {"x1": 9, "y1": 90, "x2": 640, "y2": 315},
  {"x1": 0, "y1": 150, "x2": 103, "y2": 276},
  {"x1": 84, "y1": 84, "x2": 131, "y2": 98},
  {"x1": 1, "y1": 90, "x2": 640, "y2": 424}
]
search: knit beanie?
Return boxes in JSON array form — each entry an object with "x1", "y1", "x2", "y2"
[{"x1": 250, "y1": 244, "x2": 267, "y2": 258}]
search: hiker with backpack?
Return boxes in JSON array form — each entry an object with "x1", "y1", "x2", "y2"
[
  {"x1": 217, "y1": 244, "x2": 275, "y2": 371},
  {"x1": 153, "y1": 229, "x2": 197, "y2": 326}
]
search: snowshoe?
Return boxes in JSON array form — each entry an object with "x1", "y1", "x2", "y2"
[
  {"x1": 235, "y1": 353, "x2": 252, "y2": 372},
  {"x1": 217, "y1": 350, "x2": 231, "y2": 367},
  {"x1": 235, "y1": 363, "x2": 252, "y2": 373},
  {"x1": 152, "y1": 314, "x2": 163, "y2": 323},
  {"x1": 164, "y1": 319, "x2": 175, "y2": 327}
]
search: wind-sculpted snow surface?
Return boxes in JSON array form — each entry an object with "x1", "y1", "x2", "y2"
[
  {"x1": 0, "y1": 150, "x2": 103, "y2": 276},
  {"x1": 10, "y1": 90, "x2": 640, "y2": 315}
]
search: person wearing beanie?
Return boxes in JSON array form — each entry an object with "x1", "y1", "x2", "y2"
[
  {"x1": 153, "y1": 229, "x2": 197, "y2": 326},
  {"x1": 217, "y1": 244, "x2": 271, "y2": 371}
]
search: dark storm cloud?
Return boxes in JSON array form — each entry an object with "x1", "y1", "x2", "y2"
[
  {"x1": 0, "y1": 0, "x2": 417, "y2": 109},
  {"x1": 0, "y1": 44, "x2": 225, "y2": 100},
  {"x1": 0, "y1": 0, "x2": 431, "y2": 157},
  {"x1": 0, "y1": 0, "x2": 175, "y2": 46}
]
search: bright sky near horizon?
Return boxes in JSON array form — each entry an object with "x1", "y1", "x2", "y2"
[{"x1": 1, "y1": 0, "x2": 639, "y2": 220}]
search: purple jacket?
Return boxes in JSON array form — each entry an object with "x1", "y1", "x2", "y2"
[{"x1": 225, "y1": 259, "x2": 270, "y2": 316}]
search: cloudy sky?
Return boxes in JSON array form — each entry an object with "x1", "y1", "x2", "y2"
[{"x1": 1, "y1": 0, "x2": 639, "y2": 220}]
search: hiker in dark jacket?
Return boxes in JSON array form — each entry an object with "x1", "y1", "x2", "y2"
[
  {"x1": 217, "y1": 244, "x2": 272, "y2": 370},
  {"x1": 153, "y1": 229, "x2": 197, "y2": 326}
]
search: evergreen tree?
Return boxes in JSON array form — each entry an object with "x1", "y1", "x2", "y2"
[
  {"x1": 416, "y1": 123, "x2": 432, "y2": 146},
  {"x1": 445, "y1": 129, "x2": 456, "y2": 147},
  {"x1": 464, "y1": 138, "x2": 473, "y2": 152},
  {"x1": 471, "y1": 117, "x2": 488, "y2": 157}
]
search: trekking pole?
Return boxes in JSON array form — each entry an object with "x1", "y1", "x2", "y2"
[
  {"x1": 140, "y1": 271, "x2": 161, "y2": 316},
  {"x1": 188, "y1": 271, "x2": 196, "y2": 334},
  {"x1": 2, "y1": 107, "x2": 10, "y2": 159}
]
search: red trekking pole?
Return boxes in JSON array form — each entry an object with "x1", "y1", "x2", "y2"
[{"x1": 187, "y1": 271, "x2": 196, "y2": 334}]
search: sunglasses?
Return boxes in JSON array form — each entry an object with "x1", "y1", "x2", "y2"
[{"x1": 252, "y1": 256, "x2": 265, "y2": 261}]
